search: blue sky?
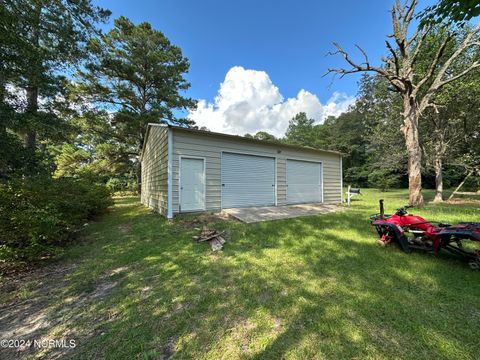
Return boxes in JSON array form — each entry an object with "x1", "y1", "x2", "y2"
[{"x1": 94, "y1": 0, "x2": 432, "y2": 136}]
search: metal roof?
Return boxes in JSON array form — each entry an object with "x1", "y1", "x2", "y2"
[{"x1": 140, "y1": 123, "x2": 343, "y2": 159}]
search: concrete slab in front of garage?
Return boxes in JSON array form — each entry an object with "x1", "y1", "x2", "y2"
[{"x1": 221, "y1": 203, "x2": 343, "y2": 223}]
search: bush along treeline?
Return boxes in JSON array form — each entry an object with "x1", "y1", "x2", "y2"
[
  {"x1": 0, "y1": 1, "x2": 111, "y2": 262},
  {"x1": 0, "y1": 1, "x2": 195, "y2": 262},
  {"x1": 0, "y1": 178, "x2": 112, "y2": 261}
]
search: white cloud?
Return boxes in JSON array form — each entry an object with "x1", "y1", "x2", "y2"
[{"x1": 188, "y1": 66, "x2": 355, "y2": 137}]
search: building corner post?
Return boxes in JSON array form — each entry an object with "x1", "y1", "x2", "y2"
[
  {"x1": 340, "y1": 155, "x2": 343, "y2": 204},
  {"x1": 167, "y1": 128, "x2": 173, "y2": 219}
]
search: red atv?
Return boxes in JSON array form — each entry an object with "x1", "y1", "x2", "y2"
[{"x1": 371, "y1": 200, "x2": 480, "y2": 270}]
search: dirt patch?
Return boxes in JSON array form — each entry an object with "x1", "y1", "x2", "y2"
[
  {"x1": 0, "y1": 263, "x2": 74, "y2": 359},
  {"x1": 0, "y1": 262, "x2": 118, "y2": 360},
  {"x1": 0, "y1": 262, "x2": 73, "y2": 307},
  {"x1": 174, "y1": 212, "x2": 232, "y2": 231},
  {"x1": 118, "y1": 222, "x2": 133, "y2": 234}
]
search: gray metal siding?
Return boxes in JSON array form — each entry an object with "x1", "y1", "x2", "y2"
[
  {"x1": 172, "y1": 129, "x2": 342, "y2": 213},
  {"x1": 140, "y1": 126, "x2": 168, "y2": 215}
]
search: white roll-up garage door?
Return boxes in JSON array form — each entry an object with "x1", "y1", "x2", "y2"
[
  {"x1": 221, "y1": 152, "x2": 275, "y2": 208},
  {"x1": 287, "y1": 159, "x2": 322, "y2": 204}
]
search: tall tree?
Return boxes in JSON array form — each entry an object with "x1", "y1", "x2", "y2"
[
  {"x1": 327, "y1": 0, "x2": 480, "y2": 206},
  {"x1": 421, "y1": 70, "x2": 480, "y2": 201},
  {"x1": 76, "y1": 16, "x2": 196, "y2": 187},
  {"x1": 0, "y1": 0, "x2": 110, "y2": 150},
  {"x1": 284, "y1": 112, "x2": 317, "y2": 147}
]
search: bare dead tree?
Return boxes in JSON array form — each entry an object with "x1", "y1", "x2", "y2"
[{"x1": 326, "y1": 0, "x2": 480, "y2": 206}]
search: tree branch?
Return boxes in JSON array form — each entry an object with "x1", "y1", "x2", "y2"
[
  {"x1": 404, "y1": 0, "x2": 417, "y2": 25},
  {"x1": 391, "y1": 0, "x2": 417, "y2": 57},
  {"x1": 436, "y1": 61, "x2": 480, "y2": 87},
  {"x1": 419, "y1": 23, "x2": 480, "y2": 111},
  {"x1": 413, "y1": 35, "x2": 451, "y2": 96},
  {"x1": 385, "y1": 40, "x2": 400, "y2": 77},
  {"x1": 89, "y1": 96, "x2": 138, "y2": 114},
  {"x1": 326, "y1": 43, "x2": 406, "y2": 92},
  {"x1": 410, "y1": 26, "x2": 430, "y2": 65}
]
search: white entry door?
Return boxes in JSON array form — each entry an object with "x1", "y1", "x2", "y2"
[
  {"x1": 287, "y1": 159, "x2": 322, "y2": 204},
  {"x1": 221, "y1": 152, "x2": 275, "y2": 208},
  {"x1": 180, "y1": 158, "x2": 205, "y2": 212}
]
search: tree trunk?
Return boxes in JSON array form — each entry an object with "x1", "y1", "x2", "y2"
[
  {"x1": 136, "y1": 161, "x2": 142, "y2": 195},
  {"x1": 432, "y1": 131, "x2": 445, "y2": 203},
  {"x1": 0, "y1": 69, "x2": 6, "y2": 134},
  {"x1": 0, "y1": 69, "x2": 5, "y2": 103},
  {"x1": 25, "y1": 86, "x2": 38, "y2": 149},
  {"x1": 433, "y1": 153, "x2": 443, "y2": 202},
  {"x1": 24, "y1": 1, "x2": 41, "y2": 150},
  {"x1": 402, "y1": 97, "x2": 424, "y2": 207},
  {"x1": 137, "y1": 130, "x2": 147, "y2": 195}
]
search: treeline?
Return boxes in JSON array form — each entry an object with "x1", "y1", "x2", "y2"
[
  {"x1": 0, "y1": 1, "x2": 194, "y2": 262},
  {"x1": 249, "y1": 68, "x2": 479, "y2": 193},
  {"x1": 328, "y1": 1, "x2": 480, "y2": 206},
  {"x1": 246, "y1": 2, "x2": 480, "y2": 201}
]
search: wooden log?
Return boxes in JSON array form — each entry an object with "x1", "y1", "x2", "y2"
[
  {"x1": 448, "y1": 171, "x2": 472, "y2": 201},
  {"x1": 197, "y1": 231, "x2": 225, "y2": 242},
  {"x1": 201, "y1": 229, "x2": 215, "y2": 237}
]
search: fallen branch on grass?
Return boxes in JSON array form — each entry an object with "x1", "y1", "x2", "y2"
[{"x1": 193, "y1": 228, "x2": 227, "y2": 250}]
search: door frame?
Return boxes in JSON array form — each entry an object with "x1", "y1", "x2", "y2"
[
  {"x1": 179, "y1": 156, "x2": 206, "y2": 212},
  {"x1": 220, "y1": 151, "x2": 277, "y2": 209},
  {"x1": 286, "y1": 158, "x2": 324, "y2": 204}
]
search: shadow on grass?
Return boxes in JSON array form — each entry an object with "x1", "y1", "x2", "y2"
[
  {"x1": 3, "y1": 195, "x2": 478, "y2": 359},
  {"x1": 75, "y1": 199, "x2": 479, "y2": 358}
]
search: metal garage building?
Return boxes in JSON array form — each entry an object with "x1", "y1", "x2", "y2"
[{"x1": 140, "y1": 124, "x2": 343, "y2": 218}]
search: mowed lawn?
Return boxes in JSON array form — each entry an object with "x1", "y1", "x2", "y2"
[{"x1": 1, "y1": 189, "x2": 480, "y2": 359}]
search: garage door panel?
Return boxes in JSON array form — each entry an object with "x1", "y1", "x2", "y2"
[
  {"x1": 287, "y1": 160, "x2": 322, "y2": 204},
  {"x1": 222, "y1": 153, "x2": 275, "y2": 208}
]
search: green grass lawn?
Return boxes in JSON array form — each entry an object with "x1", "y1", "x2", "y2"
[{"x1": 1, "y1": 189, "x2": 480, "y2": 359}]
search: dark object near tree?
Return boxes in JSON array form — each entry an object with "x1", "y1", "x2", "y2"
[{"x1": 370, "y1": 200, "x2": 480, "y2": 270}]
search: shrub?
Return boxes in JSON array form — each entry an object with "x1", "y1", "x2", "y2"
[
  {"x1": 368, "y1": 170, "x2": 401, "y2": 191},
  {"x1": 462, "y1": 173, "x2": 480, "y2": 192},
  {"x1": 0, "y1": 177, "x2": 113, "y2": 261},
  {"x1": 344, "y1": 166, "x2": 371, "y2": 188},
  {"x1": 106, "y1": 176, "x2": 138, "y2": 194}
]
